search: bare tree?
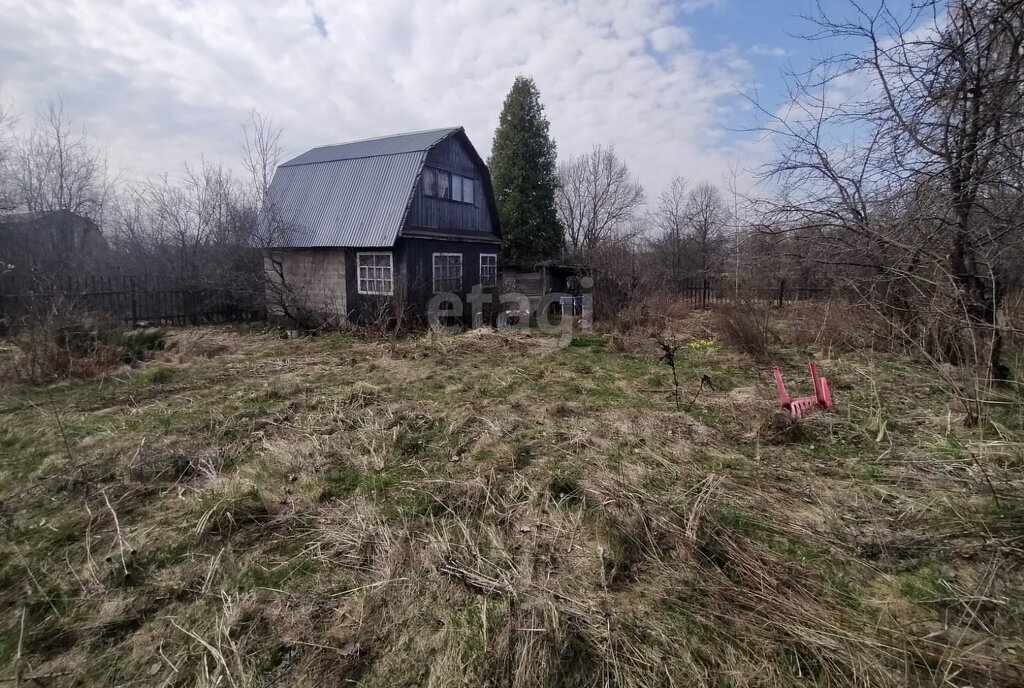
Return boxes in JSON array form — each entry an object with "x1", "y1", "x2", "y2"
[
  {"x1": 754, "y1": 0, "x2": 1024, "y2": 387},
  {"x1": 685, "y1": 182, "x2": 729, "y2": 277},
  {"x1": 242, "y1": 109, "x2": 283, "y2": 210},
  {"x1": 110, "y1": 160, "x2": 251, "y2": 285},
  {"x1": 0, "y1": 98, "x2": 16, "y2": 213},
  {"x1": 557, "y1": 145, "x2": 645, "y2": 254},
  {"x1": 11, "y1": 98, "x2": 108, "y2": 221},
  {"x1": 651, "y1": 175, "x2": 689, "y2": 289}
]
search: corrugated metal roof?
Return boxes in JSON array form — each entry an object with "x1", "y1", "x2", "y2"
[
  {"x1": 281, "y1": 127, "x2": 460, "y2": 167},
  {"x1": 269, "y1": 151, "x2": 427, "y2": 248},
  {"x1": 268, "y1": 127, "x2": 462, "y2": 248}
]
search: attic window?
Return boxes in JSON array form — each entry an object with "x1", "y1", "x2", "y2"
[
  {"x1": 452, "y1": 175, "x2": 475, "y2": 204},
  {"x1": 433, "y1": 253, "x2": 462, "y2": 293},
  {"x1": 357, "y1": 252, "x2": 393, "y2": 296},
  {"x1": 436, "y1": 170, "x2": 451, "y2": 199},
  {"x1": 423, "y1": 167, "x2": 474, "y2": 204}
]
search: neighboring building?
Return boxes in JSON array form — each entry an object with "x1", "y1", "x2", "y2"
[
  {"x1": 0, "y1": 209, "x2": 108, "y2": 278},
  {"x1": 500, "y1": 262, "x2": 592, "y2": 319},
  {"x1": 263, "y1": 127, "x2": 501, "y2": 325}
]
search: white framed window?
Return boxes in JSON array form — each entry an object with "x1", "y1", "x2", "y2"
[
  {"x1": 479, "y1": 253, "x2": 497, "y2": 287},
  {"x1": 356, "y1": 251, "x2": 394, "y2": 295},
  {"x1": 433, "y1": 253, "x2": 463, "y2": 293}
]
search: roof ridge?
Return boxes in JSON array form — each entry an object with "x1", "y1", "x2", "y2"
[
  {"x1": 279, "y1": 127, "x2": 463, "y2": 168},
  {"x1": 307, "y1": 126, "x2": 462, "y2": 152}
]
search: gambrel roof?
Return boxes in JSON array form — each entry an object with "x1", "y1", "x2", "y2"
[{"x1": 267, "y1": 127, "x2": 464, "y2": 248}]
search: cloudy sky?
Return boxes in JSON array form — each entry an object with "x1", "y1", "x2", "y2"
[{"x1": 0, "y1": 0, "x2": 825, "y2": 197}]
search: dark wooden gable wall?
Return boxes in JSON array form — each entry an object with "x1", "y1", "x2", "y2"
[{"x1": 403, "y1": 133, "x2": 495, "y2": 236}]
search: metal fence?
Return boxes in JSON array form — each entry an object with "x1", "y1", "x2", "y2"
[
  {"x1": 676, "y1": 278, "x2": 828, "y2": 309},
  {"x1": 0, "y1": 274, "x2": 264, "y2": 328}
]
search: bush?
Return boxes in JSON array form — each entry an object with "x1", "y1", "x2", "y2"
[
  {"x1": 2, "y1": 313, "x2": 166, "y2": 384},
  {"x1": 116, "y1": 328, "x2": 167, "y2": 362},
  {"x1": 715, "y1": 301, "x2": 770, "y2": 361}
]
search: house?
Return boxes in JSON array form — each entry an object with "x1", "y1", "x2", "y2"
[
  {"x1": 0, "y1": 209, "x2": 108, "y2": 278},
  {"x1": 263, "y1": 127, "x2": 501, "y2": 325}
]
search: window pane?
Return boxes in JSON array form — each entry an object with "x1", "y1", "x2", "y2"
[
  {"x1": 422, "y1": 169, "x2": 436, "y2": 197},
  {"x1": 437, "y1": 171, "x2": 450, "y2": 199},
  {"x1": 463, "y1": 177, "x2": 474, "y2": 205},
  {"x1": 480, "y1": 254, "x2": 496, "y2": 287},
  {"x1": 358, "y1": 253, "x2": 393, "y2": 295},
  {"x1": 452, "y1": 175, "x2": 463, "y2": 203},
  {"x1": 433, "y1": 254, "x2": 462, "y2": 292}
]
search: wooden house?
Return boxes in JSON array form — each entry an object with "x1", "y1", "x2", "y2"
[{"x1": 263, "y1": 127, "x2": 501, "y2": 325}]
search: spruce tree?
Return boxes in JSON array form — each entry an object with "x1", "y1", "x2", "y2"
[{"x1": 488, "y1": 76, "x2": 563, "y2": 266}]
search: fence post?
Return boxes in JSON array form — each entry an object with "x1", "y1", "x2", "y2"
[
  {"x1": 130, "y1": 277, "x2": 137, "y2": 326},
  {"x1": 777, "y1": 279, "x2": 786, "y2": 308}
]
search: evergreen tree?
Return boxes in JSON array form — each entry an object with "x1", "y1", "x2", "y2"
[{"x1": 488, "y1": 76, "x2": 563, "y2": 265}]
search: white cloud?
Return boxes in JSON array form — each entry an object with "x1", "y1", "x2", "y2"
[
  {"x1": 0, "y1": 0, "x2": 761, "y2": 196},
  {"x1": 678, "y1": 0, "x2": 727, "y2": 14},
  {"x1": 748, "y1": 44, "x2": 788, "y2": 58}
]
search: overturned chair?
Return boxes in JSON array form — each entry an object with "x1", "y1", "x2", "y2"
[{"x1": 773, "y1": 362, "x2": 834, "y2": 418}]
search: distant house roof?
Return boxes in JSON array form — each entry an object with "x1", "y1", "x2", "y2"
[
  {"x1": 2, "y1": 209, "x2": 100, "y2": 228},
  {"x1": 268, "y1": 127, "x2": 464, "y2": 248}
]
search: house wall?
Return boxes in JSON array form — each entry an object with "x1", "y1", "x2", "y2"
[
  {"x1": 264, "y1": 249, "x2": 347, "y2": 325},
  {"x1": 405, "y1": 133, "x2": 496, "y2": 236},
  {"x1": 400, "y1": 237, "x2": 500, "y2": 322},
  {"x1": 343, "y1": 245, "x2": 407, "y2": 323}
]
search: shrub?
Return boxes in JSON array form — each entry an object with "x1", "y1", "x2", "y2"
[
  {"x1": 116, "y1": 328, "x2": 167, "y2": 362},
  {"x1": 715, "y1": 301, "x2": 770, "y2": 361},
  {"x1": 2, "y1": 312, "x2": 167, "y2": 385}
]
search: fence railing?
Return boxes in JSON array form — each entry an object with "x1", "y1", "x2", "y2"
[{"x1": 0, "y1": 274, "x2": 264, "y2": 328}]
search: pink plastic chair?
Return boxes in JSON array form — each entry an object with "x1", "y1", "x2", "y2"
[{"x1": 773, "y1": 362, "x2": 833, "y2": 418}]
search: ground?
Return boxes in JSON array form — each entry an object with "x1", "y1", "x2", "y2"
[{"x1": 1, "y1": 314, "x2": 1022, "y2": 687}]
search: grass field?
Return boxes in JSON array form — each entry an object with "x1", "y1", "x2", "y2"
[{"x1": 1, "y1": 314, "x2": 1022, "y2": 687}]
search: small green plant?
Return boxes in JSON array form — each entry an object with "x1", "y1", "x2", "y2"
[
  {"x1": 115, "y1": 327, "x2": 167, "y2": 363},
  {"x1": 147, "y1": 365, "x2": 176, "y2": 385},
  {"x1": 569, "y1": 336, "x2": 606, "y2": 350},
  {"x1": 686, "y1": 338, "x2": 715, "y2": 354},
  {"x1": 511, "y1": 438, "x2": 533, "y2": 469},
  {"x1": 320, "y1": 463, "x2": 364, "y2": 501}
]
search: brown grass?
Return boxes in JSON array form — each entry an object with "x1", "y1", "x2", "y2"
[{"x1": 0, "y1": 322, "x2": 1021, "y2": 686}]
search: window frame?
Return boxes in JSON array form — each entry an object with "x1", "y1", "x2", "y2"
[
  {"x1": 356, "y1": 251, "x2": 394, "y2": 296},
  {"x1": 432, "y1": 252, "x2": 463, "y2": 293},
  {"x1": 422, "y1": 167, "x2": 476, "y2": 206},
  {"x1": 479, "y1": 253, "x2": 497, "y2": 288}
]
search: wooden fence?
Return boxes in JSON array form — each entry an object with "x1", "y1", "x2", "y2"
[{"x1": 0, "y1": 274, "x2": 264, "y2": 328}]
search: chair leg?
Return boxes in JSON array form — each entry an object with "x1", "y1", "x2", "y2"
[{"x1": 773, "y1": 367, "x2": 790, "y2": 410}]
